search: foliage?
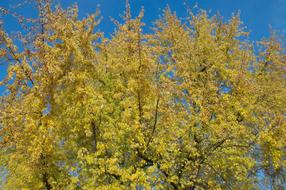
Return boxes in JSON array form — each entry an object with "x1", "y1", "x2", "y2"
[{"x1": 0, "y1": 1, "x2": 285, "y2": 189}]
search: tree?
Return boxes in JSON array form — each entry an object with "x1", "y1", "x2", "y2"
[{"x1": 0, "y1": 1, "x2": 285, "y2": 189}]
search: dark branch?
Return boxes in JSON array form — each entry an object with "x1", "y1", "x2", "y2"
[{"x1": 146, "y1": 97, "x2": 160, "y2": 148}]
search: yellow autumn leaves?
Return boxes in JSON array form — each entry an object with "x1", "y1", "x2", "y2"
[{"x1": 0, "y1": 1, "x2": 285, "y2": 190}]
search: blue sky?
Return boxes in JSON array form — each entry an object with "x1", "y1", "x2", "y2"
[
  {"x1": 61, "y1": 0, "x2": 285, "y2": 40},
  {"x1": 0, "y1": 0, "x2": 286, "y2": 93},
  {"x1": 0, "y1": 0, "x2": 285, "y2": 41}
]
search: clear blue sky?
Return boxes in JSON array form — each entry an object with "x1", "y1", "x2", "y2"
[{"x1": 0, "y1": 0, "x2": 286, "y2": 94}]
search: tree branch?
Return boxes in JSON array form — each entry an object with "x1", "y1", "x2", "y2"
[{"x1": 146, "y1": 97, "x2": 160, "y2": 148}]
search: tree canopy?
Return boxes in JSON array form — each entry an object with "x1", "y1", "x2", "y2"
[{"x1": 0, "y1": 1, "x2": 285, "y2": 189}]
